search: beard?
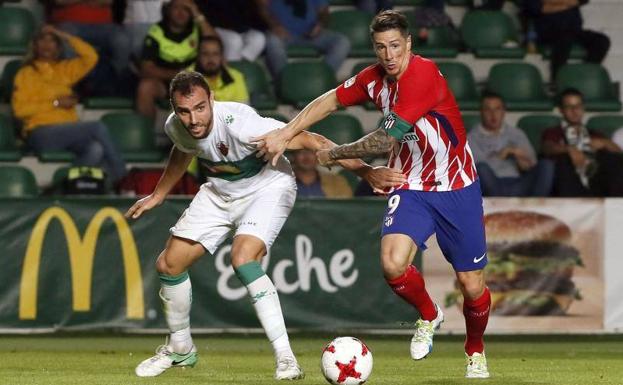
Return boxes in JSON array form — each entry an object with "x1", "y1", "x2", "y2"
[{"x1": 197, "y1": 62, "x2": 221, "y2": 78}]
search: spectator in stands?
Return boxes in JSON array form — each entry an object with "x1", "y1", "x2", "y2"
[
  {"x1": 468, "y1": 91, "x2": 554, "y2": 197},
  {"x1": 199, "y1": 0, "x2": 267, "y2": 62},
  {"x1": 190, "y1": 36, "x2": 249, "y2": 103},
  {"x1": 136, "y1": 0, "x2": 216, "y2": 120},
  {"x1": 46, "y1": 0, "x2": 131, "y2": 95},
  {"x1": 612, "y1": 127, "x2": 623, "y2": 150},
  {"x1": 259, "y1": 0, "x2": 351, "y2": 78},
  {"x1": 542, "y1": 88, "x2": 623, "y2": 196},
  {"x1": 123, "y1": 0, "x2": 167, "y2": 60},
  {"x1": 524, "y1": 0, "x2": 610, "y2": 81},
  {"x1": 291, "y1": 148, "x2": 353, "y2": 198},
  {"x1": 11, "y1": 25, "x2": 127, "y2": 183}
]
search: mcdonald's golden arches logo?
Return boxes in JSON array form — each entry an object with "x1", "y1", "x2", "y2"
[{"x1": 19, "y1": 207, "x2": 144, "y2": 320}]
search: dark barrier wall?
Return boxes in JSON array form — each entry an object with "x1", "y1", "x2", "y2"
[{"x1": 0, "y1": 198, "x2": 420, "y2": 331}]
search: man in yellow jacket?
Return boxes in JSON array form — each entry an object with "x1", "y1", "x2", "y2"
[{"x1": 12, "y1": 25, "x2": 127, "y2": 183}]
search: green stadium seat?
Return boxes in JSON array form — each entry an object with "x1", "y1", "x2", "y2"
[
  {"x1": 83, "y1": 97, "x2": 134, "y2": 110},
  {"x1": 0, "y1": 165, "x2": 38, "y2": 197},
  {"x1": 328, "y1": 10, "x2": 374, "y2": 57},
  {"x1": 228, "y1": 61, "x2": 278, "y2": 110},
  {"x1": 310, "y1": 113, "x2": 364, "y2": 144},
  {"x1": 586, "y1": 115, "x2": 623, "y2": 138},
  {"x1": 101, "y1": 112, "x2": 164, "y2": 162},
  {"x1": 486, "y1": 62, "x2": 553, "y2": 111},
  {"x1": 461, "y1": 113, "x2": 480, "y2": 132},
  {"x1": 286, "y1": 44, "x2": 319, "y2": 58},
  {"x1": 437, "y1": 62, "x2": 479, "y2": 110},
  {"x1": 278, "y1": 61, "x2": 337, "y2": 108},
  {"x1": 517, "y1": 114, "x2": 562, "y2": 153},
  {"x1": 0, "y1": 113, "x2": 22, "y2": 161},
  {"x1": 412, "y1": 26, "x2": 460, "y2": 58},
  {"x1": 460, "y1": 10, "x2": 525, "y2": 58},
  {"x1": 539, "y1": 43, "x2": 587, "y2": 60},
  {"x1": 38, "y1": 150, "x2": 75, "y2": 163},
  {"x1": 0, "y1": 7, "x2": 35, "y2": 55},
  {"x1": 0, "y1": 59, "x2": 22, "y2": 103},
  {"x1": 555, "y1": 64, "x2": 622, "y2": 112}
]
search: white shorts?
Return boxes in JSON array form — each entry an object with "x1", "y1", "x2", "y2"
[{"x1": 170, "y1": 183, "x2": 297, "y2": 254}]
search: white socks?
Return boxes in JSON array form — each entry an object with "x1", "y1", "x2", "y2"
[{"x1": 159, "y1": 273, "x2": 194, "y2": 354}]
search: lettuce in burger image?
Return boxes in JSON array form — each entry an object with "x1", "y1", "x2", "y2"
[{"x1": 446, "y1": 210, "x2": 583, "y2": 315}]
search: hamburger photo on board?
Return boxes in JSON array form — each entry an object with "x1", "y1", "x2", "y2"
[{"x1": 446, "y1": 211, "x2": 583, "y2": 315}]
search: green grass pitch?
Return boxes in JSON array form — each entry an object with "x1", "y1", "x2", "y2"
[{"x1": 1, "y1": 334, "x2": 622, "y2": 384}]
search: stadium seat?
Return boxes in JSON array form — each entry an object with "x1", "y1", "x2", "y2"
[
  {"x1": 328, "y1": 10, "x2": 374, "y2": 57},
  {"x1": 486, "y1": 63, "x2": 553, "y2": 111},
  {"x1": 460, "y1": 10, "x2": 525, "y2": 58},
  {"x1": 0, "y1": 7, "x2": 35, "y2": 55},
  {"x1": 437, "y1": 62, "x2": 479, "y2": 110},
  {"x1": 461, "y1": 113, "x2": 480, "y2": 132},
  {"x1": 83, "y1": 97, "x2": 134, "y2": 110},
  {"x1": 402, "y1": 11, "x2": 459, "y2": 58},
  {"x1": 278, "y1": 61, "x2": 337, "y2": 109},
  {"x1": 539, "y1": 43, "x2": 587, "y2": 60},
  {"x1": 555, "y1": 64, "x2": 622, "y2": 111},
  {"x1": 101, "y1": 112, "x2": 164, "y2": 162},
  {"x1": 0, "y1": 113, "x2": 21, "y2": 161},
  {"x1": 0, "y1": 59, "x2": 22, "y2": 103},
  {"x1": 517, "y1": 114, "x2": 562, "y2": 153},
  {"x1": 228, "y1": 61, "x2": 278, "y2": 110},
  {"x1": 37, "y1": 150, "x2": 75, "y2": 163},
  {"x1": 586, "y1": 115, "x2": 623, "y2": 138},
  {"x1": 286, "y1": 44, "x2": 319, "y2": 58},
  {"x1": 310, "y1": 113, "x2": 364, "y2": 144},
  {"x1": 412, "y1": 26, "x2": 460, "y2": 58},
  {"x1": 0, "y1": 165, "x2": 38, "y2": 197}
]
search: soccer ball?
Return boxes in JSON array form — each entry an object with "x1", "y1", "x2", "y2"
[{"x1": 321, "y1": 336, "x2": 373, "y2": 385}]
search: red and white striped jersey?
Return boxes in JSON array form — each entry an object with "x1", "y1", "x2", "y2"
[{"x1": 335, "y1": 54, "x2": 477, "y2": 192}]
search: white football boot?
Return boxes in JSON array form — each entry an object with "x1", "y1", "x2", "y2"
[
  {"x1": 466, "y1": 352, "x2": 490, "y2": 378},
  {"x1": 410, "y1": 304, "x2": 444, "y2": 360},
  {"x1": 135, "y1": 343, "x2": 197, "y2": 377},
  {"x1": 274, "y1": 355, "x2": 304, "y2": 380}
]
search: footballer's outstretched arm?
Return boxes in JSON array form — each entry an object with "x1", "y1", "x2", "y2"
[
  {"x1": 318, "y1": 128, "x2": 396, "y2": 165},
  {"x1": 287, "y1": 131, "x2": 406, "y2": 191},
  {"x1": 125, "y1": 147, "x2": 193, "y2": 219}
]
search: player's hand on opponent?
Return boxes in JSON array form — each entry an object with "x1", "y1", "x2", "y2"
[
  {"x1": 363, "y1": 166, "x2": 407, "y2": 195},
  {"x1": 251, "y1": 128, "x2": 291, "y2": 166},
  {"x1": 125, "y1": 194, "x2": 165, "y2": 220}
]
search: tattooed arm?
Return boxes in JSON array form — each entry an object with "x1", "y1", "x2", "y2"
[{"x1": 316, "y1": 128, "x2": 396, "y2": 167}]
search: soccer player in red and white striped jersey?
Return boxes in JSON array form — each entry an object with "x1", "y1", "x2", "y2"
[{"x1": 254, "y1": 10, "x2": 490, "y2": 378}]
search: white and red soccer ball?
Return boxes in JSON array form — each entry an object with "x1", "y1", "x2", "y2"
[{"x1": 321, "y1": 336, "x2": 373, "y2": 385}]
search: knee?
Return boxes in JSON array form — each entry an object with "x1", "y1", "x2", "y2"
[
  {"x1": 265, "y1": 34, "x2": 284, "y2": 51},
  {"x1": 380, "y1": 251, "x2": 408, "y2": 279},
  {"x1": 137, "y1": 79, "x2": 160, "y2": 99},
  {"x1": 230, "y1": 241, "x2": 265, "y2": 268},
  {"x1": 156, "y1": 251, "x2": 183, "y2": 276},
  {"x1": 457, "y1": 272, "x2": 485, "y2": 300}
]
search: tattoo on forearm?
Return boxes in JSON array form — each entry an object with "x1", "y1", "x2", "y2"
[{"x1": 328, "y1": 129, "x2": 394, "y2": 160}]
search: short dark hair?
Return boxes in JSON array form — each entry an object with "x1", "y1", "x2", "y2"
[
  {"x1": 480, "y1": 90, "x2": 506, "y2": 108},
  {"x1": 169, "y1": 71, "x2": 211, "y2": 107},
  {"x1": 557, "y1": 87, "x2": 584, "y2": 107},
  {"x1": 370, "y1": 10, "x2": 410, "y2": 38},
  {"x1": 199, "y1": 35, "x2": 224, "y2": 53}
]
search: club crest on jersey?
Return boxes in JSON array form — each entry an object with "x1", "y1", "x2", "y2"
[
  {"x1": 383, "y1": 114, "x2": 396, "y2": 131},
  {"x1": 344, "y1": 76, "x2": 356, "y2": 88},
  {"x1": 217, "y1": 141, "x2": 229, "y2": 156},
  {"x1": 384, "y1": 215, "x2": 393, "y2": 227},
  {"x1": 225, "y1": 114, "x2": 234, "y2": 124}
]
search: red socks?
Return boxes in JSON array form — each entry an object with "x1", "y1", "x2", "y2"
[
  {"x1": 463, "y1": 286, "x2": 491, "y2": 355},
  {"x1": 386, "y1": 265, "x2": 437, "y2": 321}
]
